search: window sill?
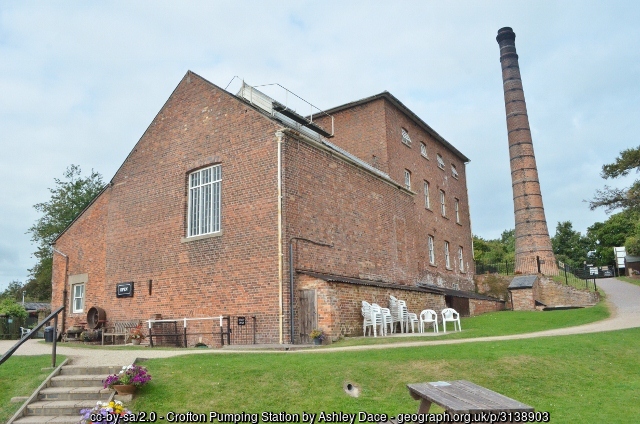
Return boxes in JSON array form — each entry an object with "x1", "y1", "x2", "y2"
[
  {"x1": 425, "y1": 207, "x2": 433, "y2": 212},
  {"x1": 445, "y1": 267, "x2": 453, "y2": 271},
  {"x1": 428, "y1": 263, "x2": 437, "y2": 268},
  {"x1": 181, "y1": 231, "x2": 223, "y2": 243},
  {"x1": 421, "y1": 154, "x2": 429, "y2": 160},
  {"x1": 456, "y1": 222, "x2": 463, "y2": 226}
]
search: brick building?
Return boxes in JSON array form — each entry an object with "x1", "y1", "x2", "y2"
[{"x1": 51, "y1": 72, "x2": 500, "y2": 346}]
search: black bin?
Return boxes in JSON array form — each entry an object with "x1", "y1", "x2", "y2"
[{"x1": 44, "y1": 326, "x2": 54, "y2": 343}]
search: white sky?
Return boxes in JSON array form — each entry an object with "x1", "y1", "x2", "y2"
[{"x1": 2, "y1": 1, "x2": 639, "y2": 291}]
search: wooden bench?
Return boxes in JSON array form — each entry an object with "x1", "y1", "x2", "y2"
[
  {"x1": 101, "y1": 320, "x2": 141, "y2": 345},
  {"x1": 407, "y1": 380, "x2": 534, "y2": 423}
]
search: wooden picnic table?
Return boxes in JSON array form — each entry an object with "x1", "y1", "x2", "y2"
[{"x1": 407, "y1": 380, "x2": 534, "y2": 422}]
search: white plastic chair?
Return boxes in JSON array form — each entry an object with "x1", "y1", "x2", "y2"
[
  {"x1": 419, "y1": 309, "x2": 439, "y2": 333},
  {"x1": 380, "y1": 307, "x2": 394, "y2": 335},
  {"x1": 441, "y1": 308, "x2": 461, "y2": 333},
  {"x1": 406, "y1": 312, "x2": 420, "y2": 333},
  {"x1": 397, "y1": 300, "x2": 410, "y2": 333},
  {"x1": 20, "y1": 327, "x2": 31, "y2": 338},
  {"x1": 369, "y1": 304, "x2": 385, "y2": 337},
  {"x1": 361, "y1": 301, "x2": 374, "y2": 336},
  {"x1": 389, "y1": 296, "x2": 400, "y2": 333}
]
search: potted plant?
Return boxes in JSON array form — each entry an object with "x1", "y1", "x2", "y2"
[
  {"x1": 128, "y1": 324, "x2": 146, "y2": 345},
  {"x1": 80, "y1": 400, "x2": 132, "y2": 424},
  {"x1": 103, "y1": 364, "x2": 152, "y2": 395},
  {"x1": 309, "y1": 329, "x2": 325, "y2": 345}
]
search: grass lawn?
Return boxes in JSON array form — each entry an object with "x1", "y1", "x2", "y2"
[
  {"x1": 328, "y1": 300, "x2": 609, "y2": 347},
  {"x1": 615, "y1": 275, "x2": 640, "y2": 287},
  {"x1": 131, "y1": 328, "x2": 640, "y2": 423},
  {"x1": 0, "y1": 355, "x2": 66, "y2": 423}
]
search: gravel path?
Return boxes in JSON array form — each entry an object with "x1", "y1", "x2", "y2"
[{"x1": 2, "y1": 277, "x2": 639, "y2": 365}]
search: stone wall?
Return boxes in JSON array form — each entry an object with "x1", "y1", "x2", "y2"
[{"x1": 534, "y1": 276, "x2": 599, "y2": 307}]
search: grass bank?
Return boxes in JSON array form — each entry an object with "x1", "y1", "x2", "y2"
[
  {"x1": 131, "y1": 328, "x2": 640, "y2": 423},
  {"x1": 329, "y1": 300, "x2": 609, "y2": 347},
  {"x1": 0, "y1": 355, "x2": 66, "y2": 423},
  {"x1": 615, "y1": 275, "x2": 640, "y2": 287}
]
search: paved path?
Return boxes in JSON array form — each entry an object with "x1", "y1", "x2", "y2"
[{"x1": 3, "y1": 278, "x2": 639, "y2": 365}]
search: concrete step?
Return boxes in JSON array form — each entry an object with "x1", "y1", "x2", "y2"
[
  {"x1": 59, "y1": 365, "x2": 123, "y2": 376},
  {"x1": 49, "y1": 375, "x2": 106, "y2": 388},
  {"x1": 13, "y1": 415, "x2": 82, "y2": 423},
  {"x1": 26, "y1": 400, "x2": 98, "y2": 416},
  {"x1": 39, "y1": 386, "x2": 112, "y2": 401}
]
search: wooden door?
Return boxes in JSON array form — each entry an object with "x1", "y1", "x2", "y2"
[{"x1": 298, "y1": 289, "x2": 317, "y2": 344}]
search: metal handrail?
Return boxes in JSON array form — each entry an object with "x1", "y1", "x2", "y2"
[{"x1": 0, "y1": 305, "x2": 65, "y2": 367}]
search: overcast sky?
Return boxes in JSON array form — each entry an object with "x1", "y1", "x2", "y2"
[{"x1": 1, "y1": 1, "x2": 639, "y2": 291}]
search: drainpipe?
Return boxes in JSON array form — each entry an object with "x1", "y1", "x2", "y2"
[
  {"x1": 288, "y1": 237, "x2": 334, "y2": 344},
  {"x1": 52, "y1": 247, "x2": 69, "y2": 338},
  {"x1": 276, "y1": 130, "x2": 284, "y2": 344}
]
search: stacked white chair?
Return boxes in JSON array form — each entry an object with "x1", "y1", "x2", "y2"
[
  {"x1": 397, "y1": 300, "x2": 410, "y2": 333},
  {"x1": 441, "y1": 308, "x2": 461, "y2": 333},
  {"x1": 379, "y1": 306, "x2": 394, "y2": 335},
  {"x1": 369, "y1": 303, "x2": 385, "y2": 337},
  {"x1": 361, "y1": 301, "x2": 374, "y2": 336},
  {"x1": 419, "y1": 309, "x2": 439, "y2": 334},
  {"x1": 389, "y1": 296, "x2": 399, "y2": 333}
]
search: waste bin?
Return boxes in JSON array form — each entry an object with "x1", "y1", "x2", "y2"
[{"x1": 44, "y1": 326, "x2": 54, "y2": 343}]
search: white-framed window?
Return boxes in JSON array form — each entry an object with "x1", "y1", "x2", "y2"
[
  {"x1": 444, "y1": 241, "x2": 451, "y2": 269},
  {"x1": 451, "y1": 164, "x2": 459, "y2": 179},
  {"x1": 437, "y1": 154, "x2": 445, "y2": 170},
  {"x1": 455, "y1": 198, "x2": 460, "y2": 223},
  {"x1": 424, "y1": 181, "x2": 430, "y2": 209},
  {"x1": 428, "y1": 235, "x2": 435, "y2": 265},
  {"x1": 401, "y1": 128, "x2": 412, "y2": 146},
  {"x1": 187, "y1": 165, "x2": 222, "y2": 237},
  {"x1": 459, "y1": 246, "x2": 464, "y2": 272},
  {"x1": 420, "y1": 142, "x2": 428, "y2": 158},
  {"x1": 404, "y1": 169, "x2": 411, "y2": 190},
  {"x1": 440, "y1": 190, "x2": 446, "y2": 216},
  {"x1": 72, "y1": 283, "x2": 85, "y2": 313}
]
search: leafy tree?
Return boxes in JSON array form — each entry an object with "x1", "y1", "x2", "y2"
[
  {"x1": 0, "y1": 298, "x2": 28, "y2": 320},
  {"x1": 25, "y1": 165, "x2": 104, "y2": 301},
  {"x1": 551, "y1": 221, "x2": 589, "y2": 268},
  {"x1": 590, "y1": 146, "x2": 640, "y2": 213},
  {"x1": 586, "y1": 210, "x2": 639, "y2": 265},
  {"x1": 473, "y1": 230, "x2": 515, "y2": 264},
  {"x1": 0, "y1": 281, "x2": 24, "y2": 301}
]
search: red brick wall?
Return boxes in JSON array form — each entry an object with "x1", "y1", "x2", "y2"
[
  {"x1": 469, "y1": 298, "x2": 506, "y2": 315},
  {"x1": 53, "y1": 72, "x2": 284, "y2": 345},
  {"x1": 510, "y1": 289, "x2": 535, "y2": 311},
  {"x1": 298, "y1": 275, "x2": 445, "y2": 340},
  {"x1": 534, "y1": 277, "x2": 600, "y2": 307}
]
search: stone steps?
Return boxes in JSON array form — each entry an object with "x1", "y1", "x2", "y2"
[{"x1": 11, "y1": 364, "x2": 124, "y2": 424}]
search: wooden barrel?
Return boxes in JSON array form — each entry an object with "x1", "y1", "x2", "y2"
[{"x1": 86, "y1": 306, "x2": 107, "y2": 329}]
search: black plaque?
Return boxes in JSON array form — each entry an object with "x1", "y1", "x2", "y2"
[
  {"x1": 237, "y1": 316, "x2": 246, "y2": 326},
  {"x1": 116, "y1": 282, "x2": 134, "y2": 298}
]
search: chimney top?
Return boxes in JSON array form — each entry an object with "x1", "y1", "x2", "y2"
[{"x1": 496, "y1": 27, "x2": 516, "y2": 43}]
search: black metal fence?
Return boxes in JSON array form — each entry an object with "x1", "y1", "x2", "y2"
[
  {"x1": 220, "y1": 315, "x2": 257, "y2": 346},
  {"x1": 475, "y1": 257, "x2": 602, "y2": 292}
]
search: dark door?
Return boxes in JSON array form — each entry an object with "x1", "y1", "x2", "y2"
[{"x1": 299, "y1": 289, "x2": 317, "y2": 344}]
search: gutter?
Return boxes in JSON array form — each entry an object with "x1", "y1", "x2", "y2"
[
  {"x1": 52, "y1": 247, "x2": 69, "y2": 338},
  {"x1": 276, "y1": 131, "x2": 284, "y2": 344}
]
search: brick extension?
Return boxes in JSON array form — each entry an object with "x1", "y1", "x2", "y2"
[
  {"x1": 497, "y1": 27, "x2": 557, "y2": 273},
  {"x1": 52, "y1": 72, "x2": 500, "y2": 345}
]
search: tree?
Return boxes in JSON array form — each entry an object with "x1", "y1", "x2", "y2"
[
  {"x1": 586, "y1": 210, "x2": 639, "y2": 265},
  {"x1": 589, "y1": 146, "x2": 640, "y2": 213},
  {"x1": 25, "y1": 165, "x2": 104, "y2": 301},
  {"x1": 551, "y1": 221, "x2": 589, "y2": 268},
  {"x1": 473, "y1": 229, "x2": 515, "y2": 264},
  {"x1": 0, "y1": 281, "x2": 24, "y2": 301},
  {"x1": 0, "y1": 298, "x2": 27, "y2": 320}
]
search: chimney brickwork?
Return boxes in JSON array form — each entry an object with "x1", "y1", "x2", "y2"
[{"x1": 497, "y1": 27, "x2": 557, "y2": 273}]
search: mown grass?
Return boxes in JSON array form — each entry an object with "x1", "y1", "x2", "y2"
[
  {"x1": 131, "y1": 328, "x2": 640, "y2": 423},
  {"x1": 615, "y1": 275, "x2": 640, "y2": 287},
  {"x1": 328, "y1": 300, "x2": 609, "y2": 347},
  {"x1": 0, "y1": 355, "x2": 66, "y2": 423}
]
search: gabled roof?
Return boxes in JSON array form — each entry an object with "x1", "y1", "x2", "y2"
[{"x1": 322, "y1": 91, "x2": 470, "y2": 163}]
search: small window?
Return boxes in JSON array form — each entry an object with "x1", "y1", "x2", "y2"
[
  {"x1": 401, "y1": 128, "x2": 412, "y2": 146},
  {"x1": 444, "y1": 241, "x2": 451, "y2": 269},
  {"x1": 424, "y1": 181, "x2": 430, "y2": 209},
  {"x1": 455, "y1": 198, "x2": 460, "y2": 223},
  {"x1": 188, "y1": 165, "x2": 222, "y2": 237},
  {"x1": 440, "y1": 190, "x2": 446, "y2": 216},
  {"x1": 451, "y1": 164, "x2": 459, "y2": 179},
  {"x1": 459, "y1": 246, "x2": 464, "y2": 272},
  {"x1": 72, "y1": 283, "x2": 85, "y2": 313},
  {"x1": 437, "y1": 154, "x2": 445, "y2": 170},
  {"x1": 420, "y1": 142, "x2": 428, "y2": 158},
  {"x1": 404, "y1": 169, "x2": 412, "y2": 190},
  {"x1": 428, "y1": 236, "x2": 435, "y2": 265}
]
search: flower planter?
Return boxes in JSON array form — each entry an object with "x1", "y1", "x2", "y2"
[
  {"x1": 112, "y1": 384, "x2": 136, "y2": 395},
  {"x1": 313, "y1": 338, "x2": 322, "y2": 345},
  {"x1": 131, "y1": 339, "x2": 141, "y2": 345}
]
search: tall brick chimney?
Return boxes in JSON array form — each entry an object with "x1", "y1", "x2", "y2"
[{"x1": 496, "y1": 27, "x2": 557, "y2": 273}]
